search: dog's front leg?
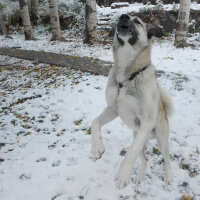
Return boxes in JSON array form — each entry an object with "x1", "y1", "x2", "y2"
[
  {"x1": 91, "y1": 106, "x2": 118, "y2": 161},
  {"x1": 114, "y1": 121, "x2": 154, "y2": 190}
]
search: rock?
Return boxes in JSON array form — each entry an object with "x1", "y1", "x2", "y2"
[{"x1": 111, "y1": 2, "x2": 129, "y2": 9}]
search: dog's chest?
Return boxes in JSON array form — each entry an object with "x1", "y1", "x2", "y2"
[
  {"x1": 116, "y1": 84, "x2": 143, "y2": 129},
  {"x1": 116, "y1": 44, "x2": 136, "y2": 82}
]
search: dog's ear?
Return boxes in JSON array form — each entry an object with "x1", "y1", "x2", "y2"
[{"x1": 146, "y1": 23, "x2": 165, "y2": 39}]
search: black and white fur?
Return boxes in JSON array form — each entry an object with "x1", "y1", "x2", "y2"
[{"x1": 91, "y1": 14, "x2": 173, "y2": 190}]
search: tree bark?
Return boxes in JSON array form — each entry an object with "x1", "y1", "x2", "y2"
[
  {"x1": 48, "y1": 0, "x2": 62, "y2": 41},
  {"x1": 19, "y1": 0, "x2": 34, "y2": 40},
  {"x1": 29, "y1": 0, "x2": 39, "y2": 25},
  {"x1": 85, "y1": 0, "x2": 97, "y2": 44},
  {"x1": 0, "y1": 12, "x2": 8, "y2": 36},
  {"x1": 174, "y1": 0, "x2": 191, "y2": 48}
]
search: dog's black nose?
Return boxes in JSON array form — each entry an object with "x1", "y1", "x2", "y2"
[
  {"x1": 120, "y1": 14, "x2": 130, "y2": 21},
  {"x1": 118, "y1": 14, "x2": 131, "y2": 31}
]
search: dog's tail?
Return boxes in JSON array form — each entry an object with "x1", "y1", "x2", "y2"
[{"x1": 160, "y1": 87, "x2": 174, "y2": 117}]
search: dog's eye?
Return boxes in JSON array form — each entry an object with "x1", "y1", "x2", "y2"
[{"x1": 134, "y1": 19, "x2": 141, "y2": 25}]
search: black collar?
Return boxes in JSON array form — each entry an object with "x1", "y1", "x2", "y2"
[{"x1": 119, "y1": 65, "x2": 148, "y2": 88}]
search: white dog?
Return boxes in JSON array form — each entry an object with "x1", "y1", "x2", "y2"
[{"x1": 91, "y1": 14, "x2": 173, "y2": 190}]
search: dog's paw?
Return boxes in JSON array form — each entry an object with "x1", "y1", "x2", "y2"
[
  {"x1": 133, "y1": 167, "x2": 146, "y2": 184},
  {"x1": 165, "y1": 174, "x2": 172, "y2": 185},
  {"x1": 133, "y1": 174, "x2": 144, "y2": 185},
  {"x1": 114, "y1": 163, "x2": 132, "y2": 190},
  {"x1": 92, "y1": 136, "x2": 105, "y2": 161}
]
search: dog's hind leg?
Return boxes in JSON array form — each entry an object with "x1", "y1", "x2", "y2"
[
  {"x1": 91, "y1": 106, "x2": 118, "y2": 161},
  {"x1": 133, "y1": 131, "x2": 147, "y2": 184},
  {"x1": 135, "y1": 147, "x2": 147, "y2": 184},
  {"x1": 155, "y1": 118, "x2": 171, "y2": 184},
  {"x1": 115, "y1": 120, "x2": 153, "y2": 190}
]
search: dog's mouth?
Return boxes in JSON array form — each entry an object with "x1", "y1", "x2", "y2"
[
  {"x1": 120, "y1": 25, "x2": 129, "y2": 30},
  {"x1": 117, "y1": 24, "x2": 130, "y2": 34}
]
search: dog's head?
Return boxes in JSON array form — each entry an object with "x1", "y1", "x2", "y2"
[{"x1": 115, "y1": 14, "x2": 164, "y2": 47}]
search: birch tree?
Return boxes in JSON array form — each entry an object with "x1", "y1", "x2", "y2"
[
  {"x1": 19, "y1": 0, "x2": 34, "y2": 40},
  {"x1": 85, "y1": 0, "x2": 97, "y2": 44},
  {"x1": 174, "y1": 0, "x2": 191, "y2": 48},
  {"x1": 0, "y1": 6, "x2": 8, "y2": 36},
  {"x1": 48, "y1": 0, "x2": 62, "y2": 40},
  {"x1": 29, "y1": 0, "x2": 39, "y2": 25}
]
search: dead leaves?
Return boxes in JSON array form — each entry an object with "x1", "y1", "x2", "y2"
[
  {"x1": 2, "y1": 94, "x2": 42, "y2": 111},
  {"x1": 73, "y1": 119, "x2": 83, "y2": 126},
  {"x1": 183, "y1": 195, "x2": 193, "y2": 200},
  {"x1": 179, "y1": 163, "x2": 198, "y2": 177},
  {"x1": 73, "y1": 119, "x2": 91, "y2": 135}
]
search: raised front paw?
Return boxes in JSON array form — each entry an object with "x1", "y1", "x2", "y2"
[
  {"x1": 92, "y1": 135, "x2": 105, "y2": 161},
  {"x1": 114, "y1": 163, "x2": 132, "y2": 190}
]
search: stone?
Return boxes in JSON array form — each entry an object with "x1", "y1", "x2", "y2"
[{"x1": 111, "y1": 2, "x2": 129, "y2": 9}]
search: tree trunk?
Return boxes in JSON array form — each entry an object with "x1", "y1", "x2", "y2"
[
  {"x1": 85, "y1": 0, "x2": 97, "y2": 44},
  {"x1": 48, "y1": 0, "x2": 62, "y2": 41},
  {"x1": 29, "y1": 0, "x2": 39, "y2": 25},
  {"x1": 174, "y1": 0, "x2": 191, "y2": 48},
  {"x1": 0, "y1": 12, "x2": 8, "y2": 36},
  {"x1": 19, "y1": 0, "x2": 34, "y2": 40}
]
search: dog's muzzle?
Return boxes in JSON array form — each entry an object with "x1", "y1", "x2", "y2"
[
  {"x1": 117, "y1": 14, "x2": 138, "y2": 45},
  {"x1": 117, "y1": 14, "x2": 131, "y2": 35}
]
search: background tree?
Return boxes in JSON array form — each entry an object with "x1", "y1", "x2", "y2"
[
  {"x1": 0, "y1": 4, "x2": 8, "y2": 36},
  {"x1": 174, "y1": 0, "x2": 191, "y2": 48},
  {"x1": 28, "y1": 0, "x2": 39, "y2": 25},
  {"x1": 19, "y1": 0, "x2": 34, "y2": 40},
  {"x1": 48, "y1": 0, "x2": 62, "y2": 41},
  {"x1": 85, "y1": 0, "x2": 97, "y2": 44}
]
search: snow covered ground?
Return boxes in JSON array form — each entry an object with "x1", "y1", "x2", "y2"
[
  {"x1": 1, "y1": 2, "x2": 200, "y2": 199},
  {"x1": 0, "y1": 36, "x2": 200, "y2": 200}
]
